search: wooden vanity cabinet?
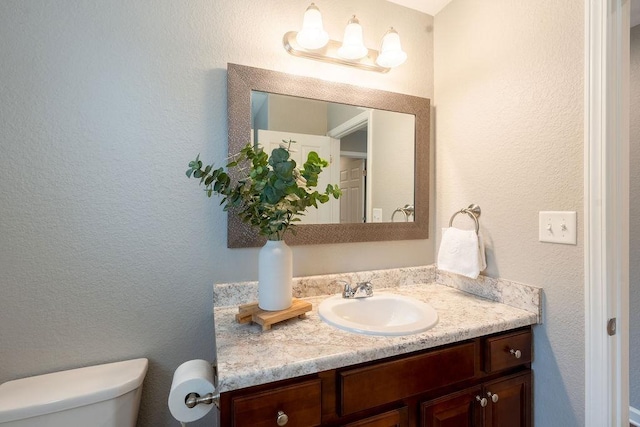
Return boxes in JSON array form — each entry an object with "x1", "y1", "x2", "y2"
[{"x1": 219, "y1": 327, "x2": 532, "y2": 427}]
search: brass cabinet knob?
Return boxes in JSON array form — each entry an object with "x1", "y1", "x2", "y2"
[{"x1": 276, "y1": 410, "x2": 289, "y2": 426}]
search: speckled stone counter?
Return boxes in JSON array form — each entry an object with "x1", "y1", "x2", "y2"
[{"x1": 213, "y1": 266, "x2": 541, "y2": 393}]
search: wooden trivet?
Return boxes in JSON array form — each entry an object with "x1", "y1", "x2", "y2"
[{"x1": 235, "y1": 298, "x2": 312, "y2": 331}]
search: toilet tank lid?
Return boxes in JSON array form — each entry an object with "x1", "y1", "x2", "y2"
[{"x1": 0, "y1": 358, "x2": 148, "y2": 423}]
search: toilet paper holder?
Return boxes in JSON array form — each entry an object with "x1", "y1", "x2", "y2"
[
  {"x1": 183, "y1": 364, "x2": 219, "y2": 410},
  {"x1": 185, "y1": 391, "x2": 219, "y2": 410}
]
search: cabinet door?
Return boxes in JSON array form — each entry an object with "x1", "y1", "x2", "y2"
[
  {"x1": 483, "y1": 372, "x2": 531, "y2": 427},
  {"x1": 343, "y1": 407, "x2": 408, "y2": 427},
  {"x1": 420, "y1": 386, "x2": 483, "y2": 427}
]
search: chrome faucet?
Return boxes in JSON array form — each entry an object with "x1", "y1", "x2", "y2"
[{"x1": 341, "y1": 281, "x2": 374, "y2": 299}]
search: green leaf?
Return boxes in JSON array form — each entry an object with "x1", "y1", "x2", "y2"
[
  {"x1": 269, "y1": 147, "x2": 289, "y2": 165},
  {"x1": 273, "y1": 161, "x2": 294, "y2": 179},
  {"x1": 263, "y1": 186, "x2": 276, "y2": 203},
  {"x1": 274, "y1": 179, "x2": 287, "y2": 190}
]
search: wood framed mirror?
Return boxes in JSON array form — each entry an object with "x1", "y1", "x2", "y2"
[{"x1": 227, "y1": 63, "x2": 430, "y2": 247}]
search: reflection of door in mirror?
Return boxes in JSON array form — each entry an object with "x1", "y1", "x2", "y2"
[
  {"x1": 329, "y1": 108, "x2": 415, "y2": 223},
  {"x1": 256, "y1": 129, "x2": 340, "y2": 225},
  {"x1": 327, "y1": 107, "x2": 370, "y2": 223},
  {"x1": 340, "y1": 157, "x2": 365, "y2": 223}
]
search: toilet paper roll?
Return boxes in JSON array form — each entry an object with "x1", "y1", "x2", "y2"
[{"x1": 168, "y1": 359, "x2": 216, "y2": 423}]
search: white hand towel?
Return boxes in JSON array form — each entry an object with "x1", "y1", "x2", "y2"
[
  {"x1": 477, "y1": 233, "x2": 487, "y2": 272},
  {"x1": 437, "y1": 227, "x2": 486, "y2": 279}
]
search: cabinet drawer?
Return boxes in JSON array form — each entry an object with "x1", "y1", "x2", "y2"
[
  {"x1": 230, "y1": 378, "x2": 321, "y2": 427},
  {"x1": 339, "y1": 341, "x2": 479, "y2": 416},
  {"x1": 484, "y1": 329, "x2": 532, "y2": 373},
  {"x1": 342, "y1": 406, "x2": 408, "y2": 427}
]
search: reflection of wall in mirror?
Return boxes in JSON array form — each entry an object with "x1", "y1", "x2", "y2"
[
  {"x1": 327, "y1": 102, "x2": 365, "y2": 129},
  {"x1": 370, "y1": 110, "x2": 415, "y2": 222},
  {"x1": 630, "y1": 22, "x2": 640, "y2": 413},
  {"x1": 340, "y1": 131, "x2": 367, "y2": 153},
  {"x1": 252, "y1": 92, "x2": 268, "y2": 144},
  {"x1": 267, "y1": 94, "x2": 327, "y2": 135}
]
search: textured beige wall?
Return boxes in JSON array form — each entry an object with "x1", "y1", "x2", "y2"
[
  {"x1": 434, "y1": 1, "x2": 585, "y2": 425},
  {"x1": 630, "y1": 23, "x2": 640, "y2": 412},
  {"x1": 0, "y1": 1, "x2": 433, "y2": 426}
]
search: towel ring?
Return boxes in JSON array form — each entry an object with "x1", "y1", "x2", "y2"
[
  {"x1": 391, "y1": 204, "x2": 414, "y2": 222},
  {"x1": 449, "y1": 204, "x2": 481, "y2": 234}
]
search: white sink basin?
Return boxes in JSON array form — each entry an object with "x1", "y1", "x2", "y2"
[{"x1": 318, "y1": 292, "x2": 438, "y2": 336}]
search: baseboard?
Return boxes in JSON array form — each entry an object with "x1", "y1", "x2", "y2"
[{"x1": 630, "y1": 406, "x2": 640, "y2": 426}]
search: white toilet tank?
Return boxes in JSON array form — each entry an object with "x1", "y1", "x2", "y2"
[{"x1": 0, "y1": 358, "x2": 148, "y2": 427}]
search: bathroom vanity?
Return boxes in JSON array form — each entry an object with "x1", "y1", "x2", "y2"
[
  {"x1": 219, "y1": 327, "x2": 531, "y2": 426},
  {"x1": 213, "y1": 266, "x2": 540, "y2": 427}
]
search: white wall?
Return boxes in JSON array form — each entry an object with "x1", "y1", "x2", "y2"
[
  {"x1": 630, "y1": 23, "x2": 640, "y2": 413},
  {"x1": 434, "y1": 1, "x2": 585, "y2": 425},
  {"x1": 0, "y1": 1, "x2": 434, "y2": 426}
]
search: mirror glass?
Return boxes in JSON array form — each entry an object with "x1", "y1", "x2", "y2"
[
  {"x1": 227, "y1": 63, "x2": 430, "y2": 248},
  {"x1": 251, "y1": 91, "x2": 416, "y2": 224}
]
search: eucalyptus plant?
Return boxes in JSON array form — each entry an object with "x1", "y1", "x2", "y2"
[{"x1": 186, "y1": 140, "x2": 341, "y2": 241}]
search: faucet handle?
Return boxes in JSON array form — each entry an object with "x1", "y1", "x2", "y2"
[
  {"x1": 357, "y1": 281, "x2": 374, "y2": 297},
  {"x1": 336, "y1": 280, "x2": 354, "y2": 298}
]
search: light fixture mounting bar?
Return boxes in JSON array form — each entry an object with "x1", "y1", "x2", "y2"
[{"x1": 282, "y1": 31, "x2": 390, "y2": 73}]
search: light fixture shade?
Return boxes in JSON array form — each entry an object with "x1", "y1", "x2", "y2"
[
  {"x1": 337, "y1": 16, "x2": 368, "y2": 60},
  {"x1": 296, "y1": 3, "x2": 329, "y2": 50},
  {"x1": 376, "y1": 28, "x2": 407, "y2": 68}
]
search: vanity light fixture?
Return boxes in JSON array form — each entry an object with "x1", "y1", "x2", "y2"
[
  {"x1": 337, "y1": 16, "x2": 368, "y2": 60},
  {"x1": 376, "y1": 27, "x2": 407, "y2": 68},
  {"x1": 295, "y1": 3, "x2": 329, "y2": 50},
  {"x1": 283, "y1": 3, "x2": 407, "y2": 73}
]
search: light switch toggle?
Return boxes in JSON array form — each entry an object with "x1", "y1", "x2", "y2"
[{"x1": 539, "y1": 211, "x2": 577, "y2": 245}]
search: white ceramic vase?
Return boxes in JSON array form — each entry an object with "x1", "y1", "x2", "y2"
[{"x1": 258, "y1": 239, "x2": 293, "y2": 311}]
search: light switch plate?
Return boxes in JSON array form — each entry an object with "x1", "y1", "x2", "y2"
[
  {"x1": 372, "y1": 208, "x2": 383, "y2": 223},
  {"x1": 539, "y1": 211, "x2": 577, "y2": 245}
]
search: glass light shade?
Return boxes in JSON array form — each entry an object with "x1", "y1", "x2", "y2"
[
  {"x1": 295, "y1": 3, "x2": 329, "y2": 50},
  {"x1": 337, "y1": 16, "x2": 368, "y2": 60},
  {"x1": 376, "y1": 28, "x2": 407, "y2": 68}
]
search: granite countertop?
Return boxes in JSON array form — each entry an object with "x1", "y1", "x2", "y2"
[{"x1": 214, "y1": 275, "x2": 540, "y2": 393}]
